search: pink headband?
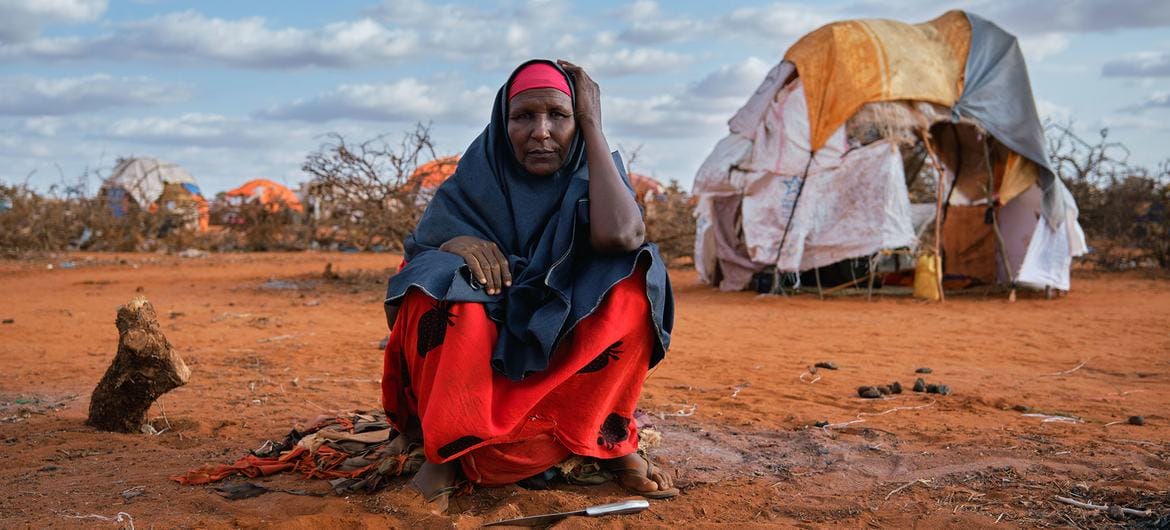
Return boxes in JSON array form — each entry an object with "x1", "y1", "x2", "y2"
[{"x1": 508, "y1": 63, "x2": 571, "y2": 100}]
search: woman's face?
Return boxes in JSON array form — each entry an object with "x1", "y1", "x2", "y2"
[{"x1": 507, "y1": 88, "x2": 576, "y2": 176}]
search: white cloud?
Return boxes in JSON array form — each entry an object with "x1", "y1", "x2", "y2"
[
  {"x1": 620, "y1": 18, "x2": 711, "y2": 45},
  {"x1": 1122, "y1": 91, "x2": 1170, "y2": 112},
  {"x1": 105, "y1": 113, "x2": 281, "y2": 148},
  {"x1": 256, "y1": 79, "x2": 494, "y2": 124},
  {"x1": 581, "y1": 48, "x2": 695, "y2": 76},
  {"x1": 622, "y1": 0, "x2": 660, "y2": 20},
  {"x1": 1, "y1": 10, "x2": 420, "y2": 68},
  {"x1": 605, "y1": 57, "x2": 770, "y2": 137},
  {"x1": 689, "y1": 56, "x2": 772, "y2": 98},
  {"x1": 1036, "y1": 98, "x2": 1073, "y2": 123},
  {"x1": 0, "y1": 74, "x2": 187, "y2": 116},
  {"x1": 1018, "y1": 33, "x2": 1069, "y2": 62},
  {"x1": 1100, "y1": 113, "x2": 1170, "y2": 131},
  {"x1": 24, "y1": 116, "x2": 64, "y2": 136},
  {"x1": 721, "y1": 4, "x2": 832, "y2": 41},
  {"x1": 982, "y1": 0, "x2": 1170, "y2": 34},
  {"x1": 0, "y1": 0, "x2": 106, "y2": 43},
  {"x1": 1102, "y1": 51, "x2": 1170, "y2": 77}
]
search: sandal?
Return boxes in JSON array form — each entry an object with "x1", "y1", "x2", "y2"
[{"x1": 605, "y1": 452, "x2": 679, "y2": 500}]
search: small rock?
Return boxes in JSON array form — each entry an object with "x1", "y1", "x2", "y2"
[
  {"x1": 889, "y1": 381, "x2": 903, "y2": 394},
  {"x1": 1, "y1": 318, "x2": 13, "y2": 324},
  {"x1": 1012, "y1": 404, "x2": 1030, "y2": 412},
  {"x1": 857, "y1": 386, "x2": 882, "y2": 399},
  {"x1": 39, "y1": 465, "x2": 59, "y2": 472},
  {"x1": 813, "y1": 421, "x2": 829, "y2": 428},
  {"x1": 877, "y1": 385, "x2": 890, "y2": 395},
  {"x1": 915, "y1": 367, "x2": 933, "y2": 374},
  {"x1": 814, "y1": 361, "x2": 838, "y2": 370},
  {"x1": 169, "y1": 311, "x2": 185, "y2": 319},
  {"x1": 1128, "y1": 415, "x2": 1145, "y2": 426},
  {"x1": 913, "y1": 378, "x2": 926, "y2": 392},
  {"x1": 926, "y1": 384, "x2": 940, "y2": 394},
  {"x1": 937, "y1": 384, "x2": 951, "y2": 395}
]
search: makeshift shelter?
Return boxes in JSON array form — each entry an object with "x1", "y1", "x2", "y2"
[
  {"x1": 629, "y1": 172, "x2": 667, "y2": 204},
  {"x1": 409, "y1": 156, "x2": 460, "y2": 191},
  {"x1": 693, "y1": 10, "x2": 1086, "y2": 295},
  {"x1": 101, "y1": 157, "x2": 209, "y2": 232},
  {"x1": 223, "y1": 179, "x2": 303, "y2": 213}
]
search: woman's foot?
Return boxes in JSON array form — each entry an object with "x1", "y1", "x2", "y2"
[
  {"x1": 603, "y1": 452, "x2": 679, "y2": 499},
  {"x1": 412, "y1": 460, "x2": 457, "y2": 513}
]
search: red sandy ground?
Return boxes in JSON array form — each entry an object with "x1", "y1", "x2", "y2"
[{"x1": 1, "y1": 252, "x2": 1167, "y2": 529}]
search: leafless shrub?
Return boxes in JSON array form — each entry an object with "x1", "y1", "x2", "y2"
[
  {"x1": 643, "y1": 180, "x2": 697, "y2": 265},
  {"x1": 301, "y1": 123, "x2": 435, "y2": 251},
  {"x1": 1046, "y1": 121, "x2": 1170, "y2": 269},
  {"x1": 211, "y1": 196, "x2": 310, "y2": 251}
]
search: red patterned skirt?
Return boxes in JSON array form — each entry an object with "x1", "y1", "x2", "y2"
[{"x1": 381, "y1": 271, "x2": 654, "y2": 486}]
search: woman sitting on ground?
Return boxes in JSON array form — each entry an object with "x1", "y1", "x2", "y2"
[{"x1": 381, "y1": 59, "x2": 676, "y2": 506}]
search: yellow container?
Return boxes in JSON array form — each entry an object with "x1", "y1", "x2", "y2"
[{"x1": 913, "y1": 254, "x2": 942, "y2": 301}]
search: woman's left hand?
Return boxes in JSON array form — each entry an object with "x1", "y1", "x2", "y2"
[{"x1": 557, "y1": 60, "x2": 601, "y2": 128}]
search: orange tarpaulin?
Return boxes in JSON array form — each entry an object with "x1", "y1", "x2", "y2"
[
  {"x1": 409, "y1": 155, "x2": 460, "y2": 190},
  {"x1": 784, "y1": 10, "x2": 971, "y2": 152},
  {"x1": 628, "y1": 172, "x2": 666, "y2": 202},
  {"x1": 225, "y1": 179, "x2": 303, "y2": 212}
]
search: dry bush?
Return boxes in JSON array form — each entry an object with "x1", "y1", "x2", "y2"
[
  {"x1": 643, "y1": 180, "x2": 696, "y2": 265},
  {"x1": 1047, "y1": 122, "x2": 1170, "y2": 269},
  {"x1": 0, "y1": 181, "x2": 89, "y2": 253},
  {"x1": 301, "y1": 124, "x2": 435, "y2": 251},
  {"x1": 211, "y1": 197, "x2": 310, "y2": 251}
]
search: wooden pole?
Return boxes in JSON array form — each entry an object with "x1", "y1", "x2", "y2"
[
  {"x1": 980, "y1": 133, "x2": 1018, "y2": 302},
  {"x1": 922, "y1": 137, "x2": 947, "y2": 303}
]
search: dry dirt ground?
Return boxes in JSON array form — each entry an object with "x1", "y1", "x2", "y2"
[{"x1": 1, "y1": 252, "x2": 1168, "y2": 529}]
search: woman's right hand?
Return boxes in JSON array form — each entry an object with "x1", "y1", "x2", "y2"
[{"x1": 438, "y1": 236, "x2": 512, "y2": 295}]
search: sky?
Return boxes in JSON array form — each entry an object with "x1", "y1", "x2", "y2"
[{"x1": 1, "y1": 0, "x2": 1168, "y2": 196}]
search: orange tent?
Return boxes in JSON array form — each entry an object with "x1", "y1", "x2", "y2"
[
  {"x1": 628, "y1": 172, "x2": 666, "y2": 202},
  {"x1": 409, "y1": 156, "x2": 460, "y2": 190},
  {"x1": 225, "y1": 179, "x2": 303, "y2": 213},
  {"x1": 783, "y1": 10, "x2": 971, "y2": 152}
]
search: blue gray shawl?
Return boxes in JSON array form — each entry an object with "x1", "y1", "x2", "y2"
[{"x1": 385, "y1": 60, "x2": 673, "y2": 381}]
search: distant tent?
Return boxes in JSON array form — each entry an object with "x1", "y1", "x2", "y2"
[
  {"x1": 409, "y1": 156, "x2": 460, "y2": 191},
  {"x1": 628, "y1": 172, "x2": 667, "y2": 204},
  {"x1": 224, "y1": 179, "x2": 303, "y2": 213},
  {"x1": 101, "y1": 157, "x2": 209, "y2": 232},
  {"x1": 693, "y1": 10, "x2": 1086, "y2": 294}
]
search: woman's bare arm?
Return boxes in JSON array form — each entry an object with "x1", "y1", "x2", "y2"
[{"x1": 558, "y1": 60, "x2": 645, "y2": 255}]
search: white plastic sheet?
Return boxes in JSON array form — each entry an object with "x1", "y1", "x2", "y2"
[
  {"x1": 775, "y1": 141, "x2": 917, "y2": 272},
  {"x1": 1016, "y1": 183, "x2": 1086, "y2": 290}
]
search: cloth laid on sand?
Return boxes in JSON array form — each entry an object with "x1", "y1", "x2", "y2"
[
  {"x1": 172, "y1": 412, "x2": 424, "y2": 495},
  {"x1": 383, "y1": 270, "x2": 655, "y2": 487}
]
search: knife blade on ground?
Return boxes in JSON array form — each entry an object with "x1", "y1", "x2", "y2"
[{"x1": 483, "y1": 499, "x2": 650, "y2": 527}]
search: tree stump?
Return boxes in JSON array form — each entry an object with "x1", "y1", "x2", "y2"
[{"x1": 86, "y1": 296, "x2": 191, "y2": 433}]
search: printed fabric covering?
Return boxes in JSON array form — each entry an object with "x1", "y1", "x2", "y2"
[
  {"x1": 172, "y1": 411, "x2": 426, "y2": 495},
  {"x1": 382, "y1": 269, "x2": 655, "y2": 486}
]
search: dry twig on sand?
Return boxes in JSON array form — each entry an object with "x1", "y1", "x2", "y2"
[
  {"x1": 55, "y1": 510, "x2": 135, "y2": 529},
  {"x1": 822, "y1": 399, "x2": 937, "y2": 431},
  {"x1": 885, "y1": 479, "x2": 932, "y2": 500},
  {"x1": 1040, "y1": 358, "x2": 1091, "y2": 377},
  {"x1": 1054, "y1": 495, "x2": 1154, "y2": 518}
]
